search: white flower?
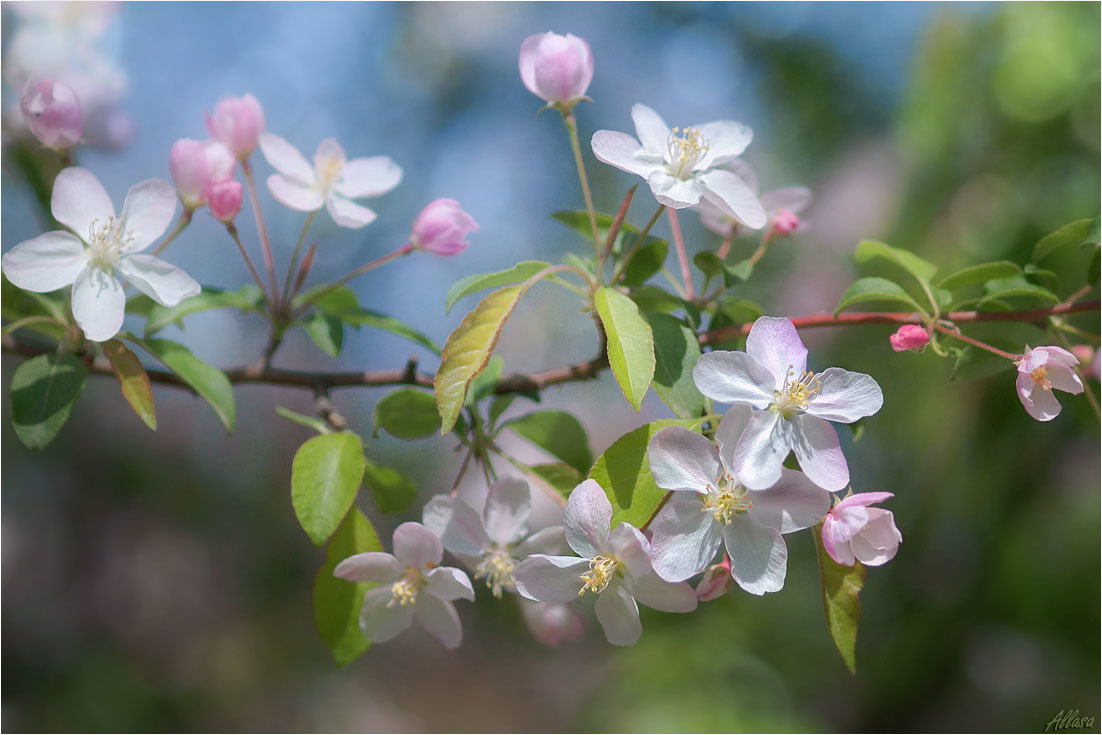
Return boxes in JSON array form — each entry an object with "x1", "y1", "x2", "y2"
[
  {"x1": 695, "y1": 160, "x2": 812, "y2": 238},
  {"x1": 821, "y1": 492, "x2": 902, "y2": 567},
  {"x1": 333, "y1": 522, "x2": 475, "y2": 649},
  {"x1": 422, "y1": 476, "x2": 567, "y2": 597},
  {"x1": 1, "y1": 167, "x2": 200, "y2": 342},
  {"x1": 258, "y1": 133, "x2": 402, "y2": 229},
  {"x1": 647, "y1": 406, "x2": 830, "y2": 595},
  {"x1": 1014, "y1": 345, "x2": 1085, "y2": 422},
  {"x1": 513, "y1": 479, "x2": 696, "y2": 646},
  {"x1": 590, "y1": 103, "x2": 766, "y2": 228}
]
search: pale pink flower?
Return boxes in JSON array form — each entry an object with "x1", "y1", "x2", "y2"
[
  {"x1": 206, "y1": 94, "x2": 265, "y2": 159},
  {"x1": 696, "y1": 160, "x2": 812, "y2": 239},
  {"x1": 20, "y1": 78, "x2": 82, "y2": 149},
  {"x1": 207, "y1": 179, "x2": 243, "y2": 224},
  {"x1": 518, "y1": 32, "x2": 594, "y2": 108},
  {"x1": 168, "y1": 138, "x2": 236, "y2": 210},
  {"x1": 518, "y1": 599, "x2": 585, "y2": 646},
  {"x1": 889, "y1": 324, "x2": 930, "y2": 352},
  {"x1": 409, "y1": 199, "x2": 478, "y2": 256},
  {"x1": 695, "y1": 556, "x2": 733, "y2": 601},
  {"x1": 1014, "y1": 346, "x2": 1084, "y2": 422},
  {"x1": 821, "y1": 492, "x2": 901, "y2": 567}
]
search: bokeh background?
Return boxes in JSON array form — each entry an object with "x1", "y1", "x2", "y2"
[{"x1": 2, "y1": 2, "x2": 1099, "y2": 731}]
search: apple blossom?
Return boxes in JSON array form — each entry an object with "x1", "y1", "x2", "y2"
[
  {"x1": 168, "y1": 138, "x2": 236, "y2": 211},
  {"x1": 20, "y1": 78, "x2": 82, "y2": 150},
  {"x1": 333, "y1": 522, "x2": 475, "y2": 649},
  {"x1": 421, "y1": 476, "x2": 566, "y2": 597},
  {"x1": 518, "y1": 31, "x2": 594, "y2": 109},
  {"x1": 693, "y1": 316, "x2": 884, "y2": 491},
  {"x1": 1014, "y1": 346, "x2": 1084, "y2": 422},
  {"x1": 206, "y1": 94, "x2": 265, "y2": 159},
  {"x1": 889, "y1": 324, "x2": 930, "y2": 352},
  {"x1": 513, "y1": 479, "x2": 696, "y2": 646},
  {"x1": 408, "y1": 199, "x2": 478, "y2": 256},
  {"x1": 821, "y1": 492, "x2": 902, "y2": 567},
  {"x1": 207, "y1": 179, "x2": 243, "y2": 224},
  {"x1": 518, "y1": 599, "x2": 585, "y2": 647},
  {"x1": 695, "y1": 556, "x2": 733, "y2": 602},
  {"x1": 591, "y1": 104, "x2": 766, "y2": 228},
  {"x1": 258, "y1": 134, "x2": 402, "y2": 229},
  {"x1": 696, "y1": 160, "x2": 812, "y2": 239},
  {"x1": 647, "y1": 406, "x2": 830, "y2": 595},
  {"x1": 1, "y1": 167, "x2": 200, "y2": 342}
]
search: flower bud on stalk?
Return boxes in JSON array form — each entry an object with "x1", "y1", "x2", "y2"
[
  {"x1": 170, "y1": 139, "x2": 235, "y2": 210},
  {"x1": 207, "y1": 179, "x2": 243, "y2": 224},
  {"x1": 408, "y1": 199, "x2": 478, "y2": 256},
  {"x1": 20, "y1": 79, "x2": 82, "y2": 150},
  {"x1": 519, "y1": 32, "x2": 594, "y2": 112},
  {"x1": 889, "y1": 324, "x2": 930, "y2": 353},
  {"x1": 206, "y1": 94, "x2": 265, "y2": 159}
]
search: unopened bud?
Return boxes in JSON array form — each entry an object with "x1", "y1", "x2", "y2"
[
  {"x1": 695, "y1": 556, "x2": 733, "y2": 602},
  {"x1": 770, "y1": 209, "x2": 801, "y2": 237},
  {"x1": 889, "y1": 324, "x2": 930, "y2": 353},
  {"x1": 207, "y1": 178, "x2": 243, "y2": 223},
  {"x1": 206, "y1": 94, "x2": 265, "y2": 159},
  {"x1": 519, "y1": 32, "x2": 594, "y2": 110},
  {"x1": 409, "y1": 198, "x2": 478, "y2": 256},
  {"x1": 20, "y1": 79, "x2": 82, "y2": 150}
]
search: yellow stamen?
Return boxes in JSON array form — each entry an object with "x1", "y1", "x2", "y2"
[
  {"x1": 1030, "y1": 366, "x2": 1052, "y2": 391},
  {"x1": 579, "y1": 554, "x2": 621, "y2": 595},
  {"x1": 475, "y1": 548, "x2": 516, "y2": 598},
  {"x1": 666, "y1": 126, "x2": 709, "y2": 179}
]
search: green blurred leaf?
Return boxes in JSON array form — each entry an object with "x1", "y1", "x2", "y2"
[
  {"x1": 488, "y1": 395, "x2": 515, "y2": 430},
  {"x1": 444, "y1": 260, "x2": 552, "y2": 315},
  {"x1": 1022, "y1": 264, "x2": 1059, "y2": 291},
  {"x1": 142, "y1": 285, "x2": 265, "y2": 335},
  {"x1": 466, "y1": 355, "x2": 504, "y2": 407},
  {"x1": 363, "y1": 459, "x2": 417, "y2": 513},
  {"x1": 646, "y1": 312, "x2": 705, "y2": 419},
  {"x1": 102, "y1": 339, "x2": 156, "y2": 430},
  {"x1": 1033, "y1": 218, "x2": 1094, "y2": 262},
  {"x1": 128, "y1": 336, "x2": 236, "y2": 431},
  {"x1": 936, "y1": 261, "x2": 1021, "y2": 290},
  {"x1": 291, "y1": 432, "x2": 367, "y2": 547},
  {"x1": 595, "y1": 286, "x2": 655, "y2": 411},
  {"x1": 979, "y1": 275, "x2": 1060, "y2": 309},
  {"x1": 503, "y1": 410, "x2": 592, "y2": 474},
  {"x1": 693, "y1": 252, "x2": 753, "y2": 287},
  {"x1": 3, "y1": 275, "x2": 68, "y2": 324},
  {"x1": 814, "y1": 523, "x2": 866, "y2": 674},
  {"x1": 275, "y1": 405, "x2": 331, "y2": 434},
  {"x1": 525, "y1": 462, "x2": 584, "y2": 499},
  {"x1": 302, "y1": 286, "x2": 440, "y2": 355},
  {"x1": 373, "y1": 388, "x2": 441, "y2": 440},
  {"x1": 717, "y1": 296, "x2": 764, "y2": 326},
  {"x1": 855, "y1": 240, "x2": 938, "y2": 285},
  {"x1": 10, "y1": 353, "x2": 86, "y2": 451},
  {"x1": 835, "y1": 277, "x2": 926, "y2": 315},
  {"x1": 551, "y1": 210, "x2": 619, "y2": 243},
  {"x1": 1089, "y1": 246, "x2": 1100, "y2": 288},
  {"x1": 302, "y1": 311, "x2": 344, "y2": 357},
  {"x1": 620, "y1": 238, "x2": 670, "y2": 286},
  {"x1": 950, "y1": 346, "x2": 1012, "y2": 382},
  {"x1": 629, "y1": 286, "x2": 702, "y2": 328}
]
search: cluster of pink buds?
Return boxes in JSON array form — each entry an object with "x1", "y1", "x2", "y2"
[{"x1": 19, "y1": 78, "x2": 83, "y2": 151}]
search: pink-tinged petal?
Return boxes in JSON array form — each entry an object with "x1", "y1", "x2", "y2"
[
  {"x1": 695, "y1": 198, "x2": 736, "y2": 237},
  {"x1": 722, "y1": 514, "x2": 787, "y2": 596},
  {"x1": 117, "y1": 255, "x2": 199, "y2": 307},
  {"x1": 519, "y1": 32, "x2": 593, "y2": 105},
  {"x1": 513, "y1": 555, "x2": 590, "y2": 604},
  {"x1": 631, "y1": 103, "x2": 671, "y2": 154},
  {"x1": 607, "y1": 523, "x2": 651, "y2": 578},
  {"x1": 359, "y1": 586, "x2": 414, "y2": 643},
  {"x1": 1033, "y1": 345, "x2": 1079, "y2": 367},
  {"x1": 851, "y1": 509, "x2": 902, "y2": 566},
  {"x1": 594, "y1": 577, "x2": 642, "y2": 646},
  {"x1": 325, "y1": 191, "x2": 377, "y2": 229},
  {"x1": 590, "y1": 130, "x2": 662, "y2": 179},
  {"x1": 518, "y1": 599, "x2": 584, "y2": 647},
  {"x1": 332, "y1": 551, "x2": 401, "y2": 583},
  {"x1": 695, "y1": 557, "x2": 734, "y2": 601},
  {"x1": 715, "y1": 404, "x2": 753, "y2": 476},
  {"x1": 169, "y1": 139, "x2": 210, "y2": 209},
  {"x1": 563, "y1": 479, "x2": 611, "y2": 558},
  {"x1": 414, "y1": 594, "x2": 463, "y2": 648},
  {"x1": 832, "y1": 491, "x2": 894, "y2": 512},
  {"x1": 821, "y1": 520, "x2": 856, "y2": 566},
  {"x1": 745, "y1": 316, "x2": 808, "y2": 388},
  {"x1": 518, "y1": 33, "x2": 544, "y2": 96},
  {"x1": 267, "y1": 174, "x2": 323, "y2": 212},
  {"x1": 422, "y1": 495, "x2": 489, "y2": 557},
  {"x1": 51, "y1": 167, "x2": 114, "y2": 241},
  {"x1": 20, "y1": 78, "x2": 82, "y2": 149},
  {"x1": 1047, "y1": 364, "x2": 1084, "y2": 395},
  {"x1": 647, "y1": 427, "x2": 720, "y2": 493},
  {"x1": 120, "y1": 179, "x2": 177, "y2": 252},
  {"x1": 760, "y1": 187, "x2": 813, "y2": 217},
  {"x1": 748, "y1": 468, "x2": 830, "y2": 533},
  {"x1": 648, "y1": 497, "x2": 723, "y2": 582},
  {"x1": 823, "y1": 504, "x2": 866, "y2": 547},
  {"x1": 204, "y1": 140, "x2": 236, "y2": 181},
  {"x1": 631, "y1": 573, "x2": 697, "y2": 613},
  {"x1": 483, "y1": 476, "x2": 531, "y2": 546},
  {"x1": 1, "y1": 231, "x2": 88, "y2": 292},
  {"x1": 696, "y1": 120, "x2": 752, "y2": 169},
  {"x1": 257, "y1": 132, "x2": 314, "y2": 184},
  {"x1": 732, "y1": 410, "x2": 791, "y2": 491},
  {"x1": 790, "y1": 414, "x2": 849, "y2": 492},
  {"x1": 426, "y1": 566, "x2": 475, "y2": 601},
  {"x1": 646, "y1": 170, "x2": 702, "y2": 209},
  {"x1": 513, "y1": 526, "x2": 568, "y2": 557},
  {"x1": 807, "y1": 367, "x2": 883, "y2": 423},
  {"x1": 692, "y1": 350, "x2": 776, "y2": 408},
  {"x1": 1016, "y1": 373, "x2": 1062, "y2": 422},
  {"x1": 697, "y1": 169, "x2": 766, "y2": 229},
  {"x1": 71, "y1": 267, "x2": 124, "y2": 342},
  {"x1": 392, "y1": 522, "x2": 443, "y2": 570},
  {"x1": 334, "y1": 156, "x2": 402, "y2": 199}
]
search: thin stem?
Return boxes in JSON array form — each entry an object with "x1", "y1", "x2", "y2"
[
  {"x1": 151, "y1": 210, "x2": 193, "y2": 257},
  {"x1": 292, "y1": 244, "x2": 413, "y2": 317},
  {"x1": 640, "y1": 491, "x2": 673, "y2": 532},
  {"x1": 1051, "y1": 323, "x2": 1101, "y2": 419},
  {"x1": 716, "y1": 229, "x2": 735, "y2": 261},
  {"x1": 932, "y1": 323, "x2": 1018, "y2": 360},
  {"x1": 281, "y1": 211, "x2": 317, "y2": 310},
  {"x1": 240, "y1": 159, "x2": 281, "y2": 300},
  {"x1": 611, "y1": 204, "x2": 665, "y2": 284},
  {"x1": 449, "y1": 449, "x2": 475, "y2": 497},
  {"x1": 745, "y1": 229, "x2": 775, "y2": 267},
  {"x1": 659, "y1": 266, "x2": 688, "y2": 299},
  {"x1": 1, "y1": 315, "x2": 63, "y2": 337},
  {"x1": 667, "y1": 208, "x2": 695, "y2": 301},
  {"x1": 598, "y1": 185, "x2": 637, "y2": 279},
  {"x1": 226, "y1": 225, "x2": 273, "y2": 310},
  {"x1": 562, "y1": 112, "x2": 600, "y2": 260}
]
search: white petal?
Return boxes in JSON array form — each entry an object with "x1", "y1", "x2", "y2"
[
  {"x1": 745, "y1": 316, "x2": 808, "y2": 388},
  {"x1": 71, "y1": 266, "x2": 124, "y2": 342},
  {"x1": 747, "y1": 469, "x2": 830, "y2": 533},
  {"x1": 696, "y1": 120, "x2": 753, "y2": 169},
  {"x1": 415, "y1": 594, "x2": 463, "y2": 649},
  {"x1": 258, "y1": 132, "x2": 314, "y2": 184},
  {"x1": 563, "y1": 479, "x2": 611, "y2": 558},
  {"x1": 648, "y1": 497, "x2": 723, "y2": 582},
  {"x1": 726, "y1": 158, "x2": 759, "y2": 194},
  {"x1": 120, "y1": 179, "x2": 177, "y2": 253},
  {"x1": 630, "y1": 573, "x2": 698, "y2": 613},
  {"x1": 594, "y1": 577, "x2": 641, "y2": 646},
  {"x1": 426, "y1": 566, "x2": 475, "y2": 601},
  {"x1": 692, "y1": 350, "x2": 776, "y2": 408},
  {"x1": 607, "y1": 524, "x2": 651, "y2": 578},
  {"x1": 267, "y1": 174, "x2": 323, "y2": 212},
  {"x1": 1, "y1": 231, "x2": 88, "y2": 291},
  {"x1": 325, "y1": 191, "x2": 377, "y2": 229},
  {"x1": 590, "y1": 130, "x2": 663, "y2": 179},
  {"x1": 807, "y1": 367, "x2": 884, "y2": 423},
  {"x1": 732, "y1": 410, "x2": 791, "y2": 491},
  {"x1": 421, "y1": 495, "x2": 489, "y2": 557},
  {"x1": 821, "y1": 523, "x2": 856, "y2": 566},
  {"x1": 392, "y1": 522, "x2": 443, "y2": 570},
  {"x1": 1048, "y1": 364, "x2": 1084, "y2": 395},
  {"x1": 359, "y1": 586, "x2": 413, "y2": 643},
  {"x1": 334, "y1": 156, "x2": 403, "y2": 199},
  {"x1": 715, "y1": 404, "x2": 753, "y2": 477},
  {"x1": 723, "y1": 514, "x2": 787, "y2": 595},
  {"x1": 851, "y1": 509, "x2": 902, "y2": 567},
  {"x1": 790, "y1": 414, "x2": 849, "y2": 492},
  {"x1": 698, "y1": 169, "x2": 766, "y2": 229},
  {"x1": 647, "y1": 427, "x2": 720, "y2": 493},
  {"x1": 483, "y1": 476, "x2": 531, "y2": 546},
  {"x1": 1017, "y1": 373, "x2": 1062, "y2": 422},
  {"x1": 760, "y1": 186, "x2": 812, "y2": 217},
  {"x1": 631, "y1": 103, "x2": 671, "y2": 153},
  {"x1": 646, "y1": 170, "x2": 702, "y2": 209},
  {"x1": 51, "y1": 167, "x2": 115, "y2": 242},
  {"x1": 117, "y1": 255, "x2": 200, "y2": 307},
  {"x1": 514, "y1": 525, "x2": 568, "y2": 557},
  {"x1": 332, "y1": 551, "x2": 401, "y2": 583},
  {"x1": 513, "y1": 555, "x2": 589, "y2": 604}
]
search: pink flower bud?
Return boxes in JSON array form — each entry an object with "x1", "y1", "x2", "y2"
[
  {"x1": 695, "y1": 556, "x2": 733, "y2": 602},
  {"x1": 20, "y1": 79, "x2": 82, "y2": 150},
  {"x1": 207, "y1": 178, "x2": 243, "y2": 224},
  {"x1": 518, "y1": 599, "x2": 584, "y2": 647},
  {"x1": 770, "y1": 209, "x2": 801, "y2": 237},
  {"x1": 519, "y1": 32, "x2": 594, "y2": 108},
  {"x1": 889, "y1": 324, "x2": 930, "y2": 352},
  {"x1": 1070, "y1": 344, "x2": 1094, "y2": 369},
  {"x1": 822, "y1": 492, "x2": 902, "y2": 567},
  {"x1": 409, "y1": 198, "x2": 478, "y2": 256},
  {"x1": 169, "y1": 139, "x2": 235, "y2": 210},
  {"x1": 206, "y1": 94, "x2": 265, "y2": 159}
]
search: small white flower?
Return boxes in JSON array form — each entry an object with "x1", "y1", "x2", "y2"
[
  {"x1": 590, "y1": 103, "x2": 766, "y2": 228},
  {"x1": 333, "y1": 522, "x2": 475, "y2": 649},
  {"x1": 1, "y1": 167, "x2": 200, "y2": 342},
  {"x1": 1014, "y1": 345, "x2": 1084, "y2": 422},
  {"x1": 258, "y1": 133, "x2": 402, "y2": 229}
]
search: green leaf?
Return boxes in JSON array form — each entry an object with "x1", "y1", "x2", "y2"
[
  {"x1": 128, "y1": 336, "x2": 236, "y2": 431},
  {"x1": 814, "y1": 524, "x2": 866, "y2": 674},
  {"x1": 2, "y1": 275, "x2": 68, "y2": 324},
  {"x1": 1033, "y1": 218, "x2": 1095, "y2": 262},
  {"x1": 588, "y1": 418, "x2": 706, "y2": 528},
  {"x1": 629, "y1": 286, "x2": 701, "y2": 328},
  {"x1": 276, "y1": 405, "x2": 331, "y2": 434},
  {"x1": 620, "y1": 238, "x2": 669, "y2": 286},
  {"x1": 142, "y1": 285, "x2": 265, "y2": 335},
  {"x1": 717, "y1": 296, "x2": 764, "y2": 326},
  {"x1": 302, "y1": 286, "x2": 440, "y2": 355},
  {"x1": 435, "y1": 284, "x2": 528, "y2": 434},
  {"x1": 373, "y1": 388, "x2": 440, "y2": 440},
  {"x1": 10, "y1": 353, "x2": 86, "y2": 451},
  {"x1": 693, "y1": 252, "x2": 752, "y2": 288},
  {"x1": 524, "y1": 462, "x2": 583, "y2": 499},
  {"x1": 488, "y1": 395, "x2": 516, "y2": 430},
  {"x1": 551, "y1": 210, "x2": 618, "y2": 243},
  {"x1": 302, "y1": 311, "x2": 344, "y2": 357},
  {"x1": 646, "y1": 312, "x2": 705, "y2": 419},
  {"x1": 312, "y1": 505, "x2": 382, "y2": 667},
  {"x1": 466, "y1": 355, "x2": 504, "y2": 407},
  {"x1": 980, "y1": 276, "x2": 1060, "y2": 308},
  {"x1": 855, "y1": 240, "x2": 938, "y2": 285},
  {"x1": 503, "y1": 410, "x2": 592, "y2": 474},
  {"x1": 595, "y1": 286, "x2": 655, "y2": 411},
  {"x1": 1022, "y1": 264, "x2": 1058, "y2": 291},
  {"x1": 291, "y1": 432, "x2": 367, "y2": 547},
  {"x1": 102, "y1": 339, "x2": 156, "y2": 429},
  {"x1": 1089, "y1": 246, "x2": 1100, "y2": 288},
  {"x1": 362, "y1": 459, "x2": 417, "y2": 513},
  {"x1": 936, "y1": 261, "x2": 1021, "y2": 290},
  {"x1": 950, "y1": 346, "x2": 1011, "y2": 382},
  {"x1": 445, "y1": 261, "x2": 552, "y2": 315},
  {"x1": 835, "y1": 277, "x2": 925, "y2": 315}
]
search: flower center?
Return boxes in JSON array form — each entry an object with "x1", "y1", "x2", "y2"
[
  {"x1": 579, "y1": 553, "x2": 621, "y2": 595},
  {"x1": 666, "y1": 126, "x2": 709, "y2": 179},
  {"x1": 475, "y1": 547, "x2": 516, "y2": 598},
  {"x1": 86, "y1": 216, "x2": 132, "y2": 271},
  {"x1": 387, "y1": 567, "x2": 426, "y2": 608},
  {"x1": 1030, "y1": 366, "x2": 1052, "y2": 391},
  {"x1": 703, "y1": 473, "x2": 751, "y2": 525},
  {"x1": 771, "y1": 364, "x2": 822, "y2": 419}
]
